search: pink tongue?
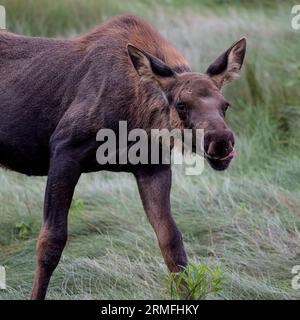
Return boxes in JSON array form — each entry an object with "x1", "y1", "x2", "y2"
[{"x1": 220, "y1": 150, "x2": 236, "y2": 161}]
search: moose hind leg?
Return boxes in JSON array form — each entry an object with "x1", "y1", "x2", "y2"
[{"x1": 30, "y1": 150, "x2": 81, "y2": 300}]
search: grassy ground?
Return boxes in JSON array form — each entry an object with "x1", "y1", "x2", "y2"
[{"x1": 0, "y1": 0, "x2": 299, "y2": 299}]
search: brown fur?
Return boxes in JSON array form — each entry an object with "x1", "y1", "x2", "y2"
[{"x1": 0, "y1": 14, "x2": 246, "y2": 299}]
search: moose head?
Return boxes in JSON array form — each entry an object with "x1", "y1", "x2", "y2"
[{"x1": 128, "y1": 38, "x2": 246, "y2": 170}]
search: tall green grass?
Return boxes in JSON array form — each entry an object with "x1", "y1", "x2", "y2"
[{"x1": 0, "y1": 0, "x2": 299, "y2": 300}]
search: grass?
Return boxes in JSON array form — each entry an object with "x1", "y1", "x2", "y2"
[{"x1": 0, "y1": 0, "x2": 300, "y2": 300}]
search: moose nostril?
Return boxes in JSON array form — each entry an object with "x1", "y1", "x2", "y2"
[
  {"x1": 206, "y1": 141, "x2": 215, "y2": 157},
  {"x1": 204, "y1": 130, "x2": 235, "y2": 159}
]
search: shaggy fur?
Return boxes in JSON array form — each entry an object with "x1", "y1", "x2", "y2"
[{"x1": 0, "y1": 14, "x2": 246, "y2": 299}]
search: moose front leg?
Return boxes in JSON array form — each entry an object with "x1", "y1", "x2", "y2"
[
  {"x1": 135, "y1": 165, "x2": 187, "y2": 272},
  {"x1": 30, "y1": 149, "x2": 81, "y2": 300}
]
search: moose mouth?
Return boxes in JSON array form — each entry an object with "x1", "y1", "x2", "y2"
[{"x1": 205, "y1": 150, "x2": 236, "y2": 171}]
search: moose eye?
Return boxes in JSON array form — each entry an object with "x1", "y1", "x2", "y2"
[{"x1": 176, "y1": 101, "x2": 185, "y2": 112}]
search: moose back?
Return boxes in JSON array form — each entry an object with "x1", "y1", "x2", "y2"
[{"x1": 0, "y1": 14, "x2": 246, "y2": 299}]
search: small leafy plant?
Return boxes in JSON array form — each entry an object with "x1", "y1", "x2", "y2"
[
  {"x1": 164, "y1": 261, "x2": 224, "y2": 300},
  {"x1": 15, "y1": 221, "x2": 32, "y2": 240},
  {"x1": 70, "y1": 197, "x2": 84, "y2": 217}
]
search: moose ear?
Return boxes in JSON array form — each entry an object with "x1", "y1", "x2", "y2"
[
  {"x1": 206, "y1": 37, "x2": 246, "y2": 89},
  {"x1": 127, "y1": 44, "x2": 175, "y2": 80}
]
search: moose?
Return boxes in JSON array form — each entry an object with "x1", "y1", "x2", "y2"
[{"x1": 0, "y1": 14, "x2": 246, "y2": 299}]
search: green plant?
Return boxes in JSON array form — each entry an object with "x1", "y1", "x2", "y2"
[
  {"x1": 0, "y1": 0, "x2": 300, "y2": 301},
  {"x1": 164, "y1": 261, "x2": 224, "y2": 300},
  {"x1": 15, "y1": 221, "x2": 32, "y2": 240},
  {"x1": 70, "y1": 197, "x2": 84, "y2": 217}
]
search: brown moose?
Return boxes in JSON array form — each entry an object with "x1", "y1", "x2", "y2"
[{"x1": 0, "y1": 14, "x2": 246, "y2": 299}]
